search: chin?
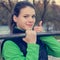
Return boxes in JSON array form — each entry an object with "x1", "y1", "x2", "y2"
[{"x1": 25, "y1": 28, "x2": 32, "y2": 30}]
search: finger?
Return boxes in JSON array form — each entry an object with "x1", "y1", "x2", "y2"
[
  {"x1": 34, "y1": 28, "x2": 42, "y2": 32},
  {"x1": 39, "y1": 21, "x2": 43, "y2": 26},
  {"x1": 34, "y1": 26, "x2": 39, "y2": 30},
  {"x1": 23, "y1": 38, "x2": 27, "y2": 43},
  {"x1": 26, "y1": 28, "x2": 32, "y2": 31},
  {"x1": 34, "y1": 26, "x2": 39, "y2": 31}
]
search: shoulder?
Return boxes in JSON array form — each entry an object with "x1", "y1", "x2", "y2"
[
  {"x1": 2, "y1": 40, "x2": 24, "y2": 58},
  {"x1": 2, "y1": 40, "x2": 20, "y2": 52},
  {"x1": 3, "y1": 40, "x2": 17, "y2": 47}
]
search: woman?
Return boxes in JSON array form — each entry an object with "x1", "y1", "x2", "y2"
[{"x1": 1, "y1": 1, "x2": 60, "y2": 60}]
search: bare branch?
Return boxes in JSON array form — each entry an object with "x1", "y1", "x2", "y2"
[
  {"x1": 47, "y1": 0, "x2": 50, "y2": 5},
  {"x1": 0, "y1": 1, "x2": 11, "y2": 13},
  {"x1": 41, "y1": 0, "x2": 50, "y2": 23},
  {"x1": 8, "y1": 0, "x2": 12, "y2": 10}
]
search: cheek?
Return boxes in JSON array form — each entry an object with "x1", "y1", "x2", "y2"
[
  {"x1": 18, "y1": 19, "x2": 26, "y2": 27},
  {"x1": 16, "y1": 18, "x2": 23, "y2": 27}
]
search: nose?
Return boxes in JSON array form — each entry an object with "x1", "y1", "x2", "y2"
[{"x1": 28, "y1": 17, "x2": 34, "y2": 23}]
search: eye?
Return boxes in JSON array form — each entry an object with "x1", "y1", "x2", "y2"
[
  {"x1": 24, "y1": 15, "x2": 29, "y2": 18},
  {"x1": 32, "y1": 15, "x2": 36, "y2": 18}
]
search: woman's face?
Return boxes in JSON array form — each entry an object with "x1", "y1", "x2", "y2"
[{"x1": 13, "y1": 6, "x2": 36, "y2": 30}]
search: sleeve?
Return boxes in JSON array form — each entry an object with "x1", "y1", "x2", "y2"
[
  {"x1": 40, "y1": 36, "x2": 60, "y2": 57},
  {"x1": 2, "y1": 40, "x2": 39, "y2": 60}
]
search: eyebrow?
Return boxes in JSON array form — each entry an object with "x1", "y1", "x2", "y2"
[{"x1": 23, "y1": 14, "x2": 35, "y2": 16}]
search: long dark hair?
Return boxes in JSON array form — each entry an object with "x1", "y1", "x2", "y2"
[{"x1": 10, "y1": 1, "x2": 35, "y2": 33}]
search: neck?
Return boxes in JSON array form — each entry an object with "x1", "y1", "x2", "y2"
[{"x1": 13, "y1": 26, "x2": 25, "y2": 34}]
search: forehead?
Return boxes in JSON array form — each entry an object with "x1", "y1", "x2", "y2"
[{"x1": 20, "y1": 6, "x2": 35, "y2": 15}]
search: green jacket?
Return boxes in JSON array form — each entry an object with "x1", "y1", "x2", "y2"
[{"x1": 2, "y1": 36, "x2": 60, "y2": 60}]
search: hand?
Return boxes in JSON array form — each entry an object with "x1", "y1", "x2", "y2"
[
  {"x1": 23, "y1": 30, "x2": 36, "y2": 44},
  {"x1": 34, "y1": 21, "x2": 44, "y2": 32}
]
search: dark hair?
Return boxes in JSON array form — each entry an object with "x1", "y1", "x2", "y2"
[{"x1": 10, "y1": 1, "x2": 35, "y2": 33}]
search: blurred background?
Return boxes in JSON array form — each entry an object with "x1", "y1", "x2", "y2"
[{"x1": 0, "y1": 0, "x2": 60, "y2": 60}]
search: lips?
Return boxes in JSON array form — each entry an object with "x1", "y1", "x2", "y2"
[{"x1": 27, "y1": 24, "x2": 33, "y2": 27}]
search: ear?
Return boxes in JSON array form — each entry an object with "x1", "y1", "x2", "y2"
[{"x1": 13, "y1": 15, "x2": 17, "y2": 23}]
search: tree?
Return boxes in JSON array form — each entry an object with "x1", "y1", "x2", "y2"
[
  {"x1": 33, "y1": 0, "x2": 50, "y2": 25},
  {"x1": 0, "y1": 0, "x2": 18, "y2": 25}
]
